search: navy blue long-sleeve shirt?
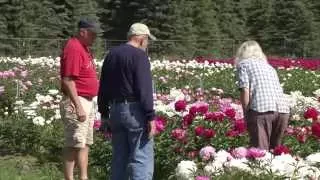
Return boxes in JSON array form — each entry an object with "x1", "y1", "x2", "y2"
[{"x1": 98, "y1": 44, "x2": 155, "y2": 121}]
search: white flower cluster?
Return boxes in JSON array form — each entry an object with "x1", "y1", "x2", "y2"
[
  {"x1": 14, "y1": 89, "x2": 62, "y2": 126},
  {"x1": 176, "y1": 151, "x2": 320, "y2": 180},
  {"x1": 287, "y1": 91, "x2": 320, "y2": 120}
]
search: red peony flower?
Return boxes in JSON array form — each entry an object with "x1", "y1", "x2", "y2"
[
  {"x1": 234, "y1": 119, "x2": 247, "y2": 133},
  {"x1": 304, "y1": 107, "x2": 319, "y2": 121},
  {"x1": 311, "y1": 122, "x2": 320, "y2": 138},
  {"x1": 182, "y1": 114, "x2": 194, "y2": 127},
  {"x1": 171, "y1": 128, "x2": 186, "y2": 141},
  {"x1": 203, "y1": 129, "x2": 216, "y2": 138},
  {"x1": 225, "y1": 108, "x2": 236, "y2": 119},
  {"x1": 175, "y1": 100, "x2": 187, "y2": 112},
  {"x1": 273, "y1": 145, "x2": 291, "y2": 155},
  {"x1": 189, "y1": 106, "x2": 198, "y2": 115},
  {"x1": 226, "y1": 130, "x2": 240, "y2": 137},
  {"x1": 195, "y1": 126, "x2": 205, "y2": 136},
  {"x1": 296, "y1": 134, "x2": 307, "y2": 143}
]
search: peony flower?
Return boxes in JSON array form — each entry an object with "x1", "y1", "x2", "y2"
[
  {"x1": 182, "y1": 114, "x2": 194, "y2": 127},
  {"x1": 203, "y1": 129, "x2": 216, "y2": 138},
  {"x1": 195, "y1": 176, "x2": 210, "y2": 180},
  {"x1": 93, "y1": 120, "x2": 102, "y2": 130},
  {"x1": 226, "y1": 130, "x2": 240, "y2": 137},
  {"x1": 154, "y1": 116, "x2": 166, "y2": 134},
  {"x1": 171, "y1": 128, "x2": 187, "y2": 141},
  {"x1": 247, "y1": 147, "x2": 266, "y2": 159},
  {"x1": 304, "y1": 107, "x2": 318, "y2": 121},
  {"x1": 225, "y1": 108, "x2": 236, "y2": 119},
  {"x1": 20, "y1": 70, "x2": 28, "y2": 78},
  {"x1": 311, "y1": 122, "x2": 320, "y2": 138},
  {"x1": 199, "y1": 146, "x2": 216, "y2": 161},
  {"x1": 273, "y1": 145, "x2": 291, "y2": 155},
  {"x1": 175, "y1": 160, "x2": 197, "y2": 180},
  {"x1": 231, "y1": 147, "x2": 248, "y2": 159},
  {"x1": 194, "y1": 126, "x2": 205, "y2": 136},
  {"x1": 175, "y1": 100, "x2": 187, "y2": 112},
  {"x1": 234, "y1": 119, "x2": 246, "y2": 133}
]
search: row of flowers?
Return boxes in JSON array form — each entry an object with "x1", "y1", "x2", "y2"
[{"x1": 176, "y1": 146, "x2": 320, "y2": 180}]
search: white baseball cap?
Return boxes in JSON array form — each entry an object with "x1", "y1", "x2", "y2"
[{"x1": 127, "y1": 23, "x2": 156, "y2": 40}]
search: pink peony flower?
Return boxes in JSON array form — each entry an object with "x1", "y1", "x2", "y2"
[
  {"x1": 154, "y1": 116, "x2": 166, "y2": 134},
  {"x1": 273, "y1": 145, "x2": 291, "y2": 155},
  {"x1": 231, "y1": 147, "x2": 248, "y2": 159},
  {"x1": 20, "y1": 70, "x2": 28, "y2": 78},
  {"x1": 304, "y1": 107, "x2": 318, "y2": 121},
  {"x1": 25, "y1": 81, "x2": 33, "y2": 87},
  {"x1": 175, "y1": 100, "x2": 187, "y2": 112},
  {"x1": 226, "y1": 130, "x2": 240, "y2": 137},
  {"x1": 234, "y1": 119, "x2": 246, "y2": 133},
  {"x1": 247, "y1": 147, "x2": 266, "y2": 158},
  {"x1": 93, "y1": 120, "x2": 102, "y2": 130},
  {"x1": 182, "y1": 114, "x2": 194, "y2": 127},
  {"x1": 199, "y1": 146, "x2": 216, "y2": 161},
  {"x1": 194, "y1": 126, "x2": 205, "y2": 136},
  {"x1": 225, "y1": 108, "x2": 236, "y2": 119},
  {"x1": 171, "y1": 128, "x2": 186, "y2": 141},
  {"x1": 203, "y1": 129, "x2": 216, "y2": 138},
  {"x1": 188, "y1": 102, "x2": 209, "y2": 115},
  {"x1": 311, "y1": 122, "x2": 320, "y2": 138},
  {"x1": 195, "y1": 176, "x2": 210, "y2": 180}
]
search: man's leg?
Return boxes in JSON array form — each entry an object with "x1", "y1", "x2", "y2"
[
  {"x1": 111, "y1": 131, "x2": 129, "y2": 180},
  {"x1": 77, "y1": 146, "x2": 89, "y2": 180},
  {"x1": 128, "y1": 130, "x2": 154, "y2": 180},
  {"x1": 63, "y1": 147, "x2": 77, "y2": 180}
]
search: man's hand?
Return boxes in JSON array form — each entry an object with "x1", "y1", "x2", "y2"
[
  {"x1": 148, "y1": 120, "x2": 156, "y2": 139},
  {"x1": 76, "y1": 105, "x2": 86, "y2": 122}
]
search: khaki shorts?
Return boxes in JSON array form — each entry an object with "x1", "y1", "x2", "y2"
[{"x1": 60, "y1": 96, "x2": 95, "y2": 148}]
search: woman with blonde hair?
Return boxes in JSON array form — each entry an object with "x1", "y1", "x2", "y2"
[{"x1": 235, "y1": 40, "x2": 290, "y2": 150}]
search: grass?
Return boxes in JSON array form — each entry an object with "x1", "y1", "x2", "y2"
[{"x1": 0, "y1": 155, "x2": 62, "y2": 180}]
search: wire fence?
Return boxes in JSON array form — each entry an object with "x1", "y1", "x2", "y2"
[{"x1": 0, "y1": 38, "x2": 319, "y2": 59}]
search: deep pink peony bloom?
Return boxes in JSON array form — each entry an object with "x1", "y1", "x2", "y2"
[
  {"x1": 273, "y1": 145, "x2": 291, "y2": 155},
  {"x1": 234, "y1": 119, "x2": 246, "y2": 133},
  {"x1": 225, "y1": 108, "x2": 236, "y2": 119},
  {"x1": 304, "y1": 107, "x2": 318, "y2": 121},
  {"x1": 247, "y1": 147, "x2": 266, "y2": 158},
  {"x1": 189, "y1": 102, "x2": 209, "y2": 115},
  {"x1": 195, "y1": 176, "x2": 210, "y2": 180},
  {"x1": 226, "y1": 130, "x2": 240, "y2": 137},
  {"x1": 203, "y1": 129, "x2": 216, "y2": 138},
  {"x1": 231, "y1": 147, "x2": 248, "y2": 159},
  {"x1": 312, "y1": 122, "x2": 320, "y2": 138},
  {"x1": 189, "y1": 106, "x2": 198, "y2": 115},
  {"x1": 155, "y1": 116, "x2": 166, "y2": 134},
  {"x1": 171, "y1": 128, "x2": 186, "y2": 141},
  {"x1": 93, "y1": 120, "x2": 102, "y2": 130},
  {"x1": 175, "y1": 100, "x2": 187, "y2": 112},
  {"x1": 195, "y1": 126, "x2": 205, "y2": 136},
  {"x1": 182, "y1": 114, "x2": 194, "y2": 127}
]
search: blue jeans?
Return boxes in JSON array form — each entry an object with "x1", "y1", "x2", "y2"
[{"x1": 109, "y1": 102, "x2": 154, "y2": 180}]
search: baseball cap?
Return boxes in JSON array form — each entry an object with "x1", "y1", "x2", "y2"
[
  {"x1": 78, "y1": 18, "x2": 103, "y2": 34},
  {"x1": 127, "y1": 23, "x2": 156, "y2": 40}
]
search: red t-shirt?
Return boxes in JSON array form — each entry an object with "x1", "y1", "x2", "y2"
[{"x1": 60, "y1": 37, "x2": 98, "y2": 97}]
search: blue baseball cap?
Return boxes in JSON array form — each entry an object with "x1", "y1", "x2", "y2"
[{"x1": 78, "y1": 19, "x2": 103, "y2": 34}]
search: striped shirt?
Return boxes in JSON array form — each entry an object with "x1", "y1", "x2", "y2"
[{"x1": 236, "y1": 58, "x2": 290, "y2": 113}]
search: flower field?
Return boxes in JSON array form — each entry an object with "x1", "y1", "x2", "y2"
[{"x1": 1, "y1": 57, "x2": 320, "y2": 179}]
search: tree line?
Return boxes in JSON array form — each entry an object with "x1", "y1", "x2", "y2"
[{"x1": 0, "y1": 0, "x2": 319, "y2": 58}]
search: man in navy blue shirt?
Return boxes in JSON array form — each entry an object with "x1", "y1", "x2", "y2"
[{"x1": 98, "y1": 23, "x2": 156, "y2": 180}]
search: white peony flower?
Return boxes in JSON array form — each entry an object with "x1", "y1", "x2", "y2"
[{"x1": 175, "y1": 160, "x2": 197, "y2": 180}]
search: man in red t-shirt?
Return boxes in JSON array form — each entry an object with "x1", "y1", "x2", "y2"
[{"x1": 60, "y1": 18, "x2": 100, "y2": 180}]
